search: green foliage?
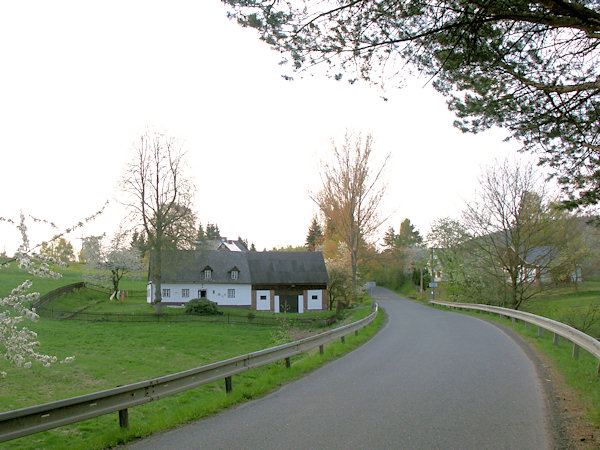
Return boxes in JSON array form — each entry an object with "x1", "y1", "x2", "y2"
[
  {"x1": 411, "y1": 268, "x2": 430, "y2": 287},
  {"x1": 40, "y1": 238, "x2": 75, "y2": 263},
  {"x1": 374, "y1": 265, "x2": 406, "y2": 292},
  {"x1": 185, "y1": 298, "x2": 220, "y2": 315}
]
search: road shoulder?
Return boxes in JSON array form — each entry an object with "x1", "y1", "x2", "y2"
[{"x1": 488, "y1": 320, "x2": 598, "y2": 449}]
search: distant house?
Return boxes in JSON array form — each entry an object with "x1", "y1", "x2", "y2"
[
  {"x1": 147, "y1": 250, "x2": 329, "y2": 313},
  {"x1": 195, "y1": 237, "x2": 248, "y2": 252}
]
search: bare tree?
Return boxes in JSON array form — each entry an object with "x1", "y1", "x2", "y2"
[
  {"x1": 312, "y1": 133, "x2": 389, "y2": 300},
  {"x1": 121, "y1": 130, "x2": 195, "y2": 313},
  {"x1": 462, "y1": 160, "x2": 554, "y2": 309}
]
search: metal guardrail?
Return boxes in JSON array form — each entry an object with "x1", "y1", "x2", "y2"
[
  {"x1": 0, "y1": 304, "x2": 378, "y2": 443},
  {"x1": 431, "y1": 300, "x2": 600, "y2": 373}
]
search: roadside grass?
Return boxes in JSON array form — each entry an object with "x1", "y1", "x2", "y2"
[
  {"x1": 431, "y1": 305, "x2": 600, "y2": 428},
  {"x1": 1, "y1": 303, "x2": 383, "y2": 449}
]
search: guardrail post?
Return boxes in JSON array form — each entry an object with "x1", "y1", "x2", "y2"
[
  {"x1": 553, "y1": 333, "x2": 559, "y2": 346},
  {"x1": 341, "y1": 336, "x2": 345, "y2": 344},
  {"x1": 511, "y1": 317, "x2": 516, "y2": 324},
  {"x1": 119, "y1": 409, "x2": 129, "y2": 428},
  {"x1": 225, "y1": 376, "x2": 232, "y2": 393},
  {"x1": 355, "y1": 330, "x2": 359, "y2": 337},
  {"x1": 572, "y1": 344, "x2": 579, "y2": 360},
  {"x1": 285, "y1": 357, "x2": 291, "y2": 368},
  {"x1": 319, "y1": 344, "x2": 324, "y2": 355},
  {"x1": 538, "y1": 326, "x2": 543, "y2": 338}
]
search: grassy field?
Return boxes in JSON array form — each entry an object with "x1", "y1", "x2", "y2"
[
  {"x1": 0, "y1": 303, "x2": 381, "y2": 449},
  {"x1": 1, "y1": 262, "x2": 381, "y2": 449},
  {"x1": 0, "y1": 262, "x2": 87, "y2": 298}
]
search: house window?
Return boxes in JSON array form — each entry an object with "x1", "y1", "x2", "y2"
[
  {"x1": 162, "y1": 289, "x2": 170, "y2": 298},
  {"x1": 182, "y1": 289, "x2": 189, "y2": 298},
  {"x1": 227, "y1": 289, "x2": 235, "y2": 298},
  {"x1": 204, "y1": 269, "x2": 212, "y2": 280},
  {"x1": 260, "y1": 295, "x2": 267, "y2": 300},
  {"x1": 312, "y1": 295, "x2": 318, "y2": 300},
  {"x1": 231, "y1": 270, "x2": 238, "y2": 280}
]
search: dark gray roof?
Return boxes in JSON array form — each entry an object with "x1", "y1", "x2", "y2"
[
  {"x1": 246, "y1": 252, "x2": 329, "y2": 285},
  {"x1": 150, "y1": 250, "x2": 328, "y2": 285},
  {"x1": 150, "y1": 250, "x2": 251, "y2": 284}
]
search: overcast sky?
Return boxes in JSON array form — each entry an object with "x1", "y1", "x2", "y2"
[{"x1": 0, "y1": 1, "x2": 536, "y2": 255}]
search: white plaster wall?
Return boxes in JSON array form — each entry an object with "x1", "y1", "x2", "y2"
[
  {"x1": 298, "y1": 294, "x2": 304, "y2": 313},
  {"x1": 256, "y1": 290, "x2": 271, "y2": 311},
  {"x1": 307, "y1": 290, "x2": 322, "y2": 310},
  {"x1": 274, "y1": 295, "x2": 280, "y2": 313},
  {"x1": 147, "y1": 283, "x2": 153, "y2": 304},
  {"x1": 156, "y1": 283, "x2": 252, "y2": 306}
]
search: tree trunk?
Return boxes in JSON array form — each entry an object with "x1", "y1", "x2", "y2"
[{"x1": 154, "y1": 247, "x2": 162, "y2": 314}]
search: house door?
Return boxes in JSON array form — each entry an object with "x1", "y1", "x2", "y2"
[
  {"x1": 279, "y1": 294, "x2": 298, "y2": 313},
  {"x1": 198, "y1": 289, "x2": 207, "y2": 299}
]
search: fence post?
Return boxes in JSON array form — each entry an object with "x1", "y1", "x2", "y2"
[{"x1": 119, "y1": 409, "x2": 129, "y2": 428}]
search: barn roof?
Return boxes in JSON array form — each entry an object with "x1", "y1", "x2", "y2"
[{"x1": 246, "y1": 252, "x2": 329, "y2": 285}]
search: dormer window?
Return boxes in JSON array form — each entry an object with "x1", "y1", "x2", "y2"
[
  {"x1": 203, "y1": 267, "x2": 212, "y2": 280},
  {"x1": 231, "y1": 270, "x2": 238, "y2": 280}
]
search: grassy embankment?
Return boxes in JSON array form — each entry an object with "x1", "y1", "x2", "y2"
[{"x1": 0, "y1": 263, "x2": 383, "y2": 449}]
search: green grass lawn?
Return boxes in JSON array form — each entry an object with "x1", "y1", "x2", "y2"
[
  {"x1": 1, "y1": 262, "x2": 382, "y2": 449},
  {"x1": 0, "y1": 262, "x2": 86, "y2": 298},
  {"x1": 0, "y1": 301, "x2": 382, "y2": 449}
]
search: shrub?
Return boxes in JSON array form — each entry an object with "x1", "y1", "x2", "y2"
[
  {"x1": 247, "y1": 311, "x2": 256, "y2": 321},
  {"x1": 185, "y1": 298, "x2": 219, "y2": 315}
]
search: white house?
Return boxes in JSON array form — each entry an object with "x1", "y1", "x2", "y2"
[{"x1": 147, "y1": 250, "x2": 329, "y2": 313}]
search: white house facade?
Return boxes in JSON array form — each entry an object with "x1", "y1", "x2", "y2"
[{"x1": 147, "y1": 250, "x2": 329, "y2": 313}]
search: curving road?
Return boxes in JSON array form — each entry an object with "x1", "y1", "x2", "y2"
[{"x1": 128, "y1": 287, "x2": 551, "y2": 449}]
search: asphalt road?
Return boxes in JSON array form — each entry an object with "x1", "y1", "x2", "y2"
[{"x1": 128, "y1": 287, "x2": 550, "y2": 449}]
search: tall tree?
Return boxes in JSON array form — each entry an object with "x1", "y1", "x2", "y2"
[
  {"x1": 224, "y1": 1, "x2": 600, "y2": 208},
  {"x1": 311, "y1": 133, "x2": 389, "y2": 299},
  {"x1": 396, "y1": 219, "x2": 423, "y2": 248},
  {"x1": 205, "y1": 223, "x2": 221, "y2": 240},
  {"x1": 121, "y1": 129, "x2": 195, "y2": 313},
  {"x1": 305, "y1": 215, "x2": 324, "y2": 251}
]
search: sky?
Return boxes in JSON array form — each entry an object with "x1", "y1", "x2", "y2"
[{"x1": 0, "y1": 1, "x2": 536, "y2": 256}]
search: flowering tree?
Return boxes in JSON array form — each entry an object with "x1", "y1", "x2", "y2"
[
  {"x1": 84, "y1": 231, "x2": 143, "y2": 297},
  {"x1": 0, "y1": 208, "x2": 104, "y2": 376}
]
